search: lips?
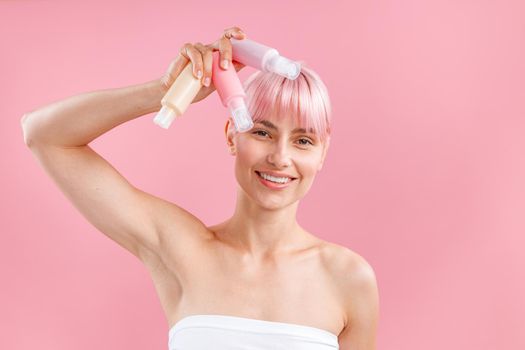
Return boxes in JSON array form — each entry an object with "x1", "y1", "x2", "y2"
[
  {"x1": 255, "y1": 171, "x2": 296, "y2": 189},
  {"x1": 255, "y1": 171, "x2": 297, "y2": 180}
]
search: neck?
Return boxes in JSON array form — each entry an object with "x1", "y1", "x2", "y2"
[{"x1": 216, "y1": 187, "x2": 309, "y2": 259}]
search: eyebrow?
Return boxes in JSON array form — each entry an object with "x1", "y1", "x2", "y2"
[{"x1": 255, "y1": 120, "x2": 316, "y2": 134}]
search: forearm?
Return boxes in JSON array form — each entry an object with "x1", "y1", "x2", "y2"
[{"x1": 22, "y1": 79, "x2": 166, "y2": 147}]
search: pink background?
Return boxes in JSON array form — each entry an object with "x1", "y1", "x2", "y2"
[{"x1": 2, "y1": 0, "x2": 524, "y2": 349}]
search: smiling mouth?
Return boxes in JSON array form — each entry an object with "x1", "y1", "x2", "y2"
[{"x1": 255, "y1": 171, "x2": 297, "y2": 184}]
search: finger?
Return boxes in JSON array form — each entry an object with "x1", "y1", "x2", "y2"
[
  {"x1": 168, "y1": 54, "x2": 189, "y2": 78},
  {"x1": 180, "y1": 43, "x2": 204, "y2": 79},
  {"x1": 218, "y1": 36, "x2": 232, "y2": 70},
  {"x1": 161, "y1": 53, "x2": 190, "y2": 90},
  {"x1": 208, "y1": 27, "x2": 246, "y2": 49},
  {"x1": 195, "y1": 43, "x2": 212, "y2": 87},
  {"x1": 223, "y1": 26, "x2": 247, "y2": 40}
]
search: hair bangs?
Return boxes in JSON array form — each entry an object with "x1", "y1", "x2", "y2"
[{"x1": 242, "y1": 64, "x2": 332, "y2": 142}]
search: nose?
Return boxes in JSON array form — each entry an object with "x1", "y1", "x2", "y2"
[{"x1": 267, "y1": 140, "x2": 292, "y2": 168}]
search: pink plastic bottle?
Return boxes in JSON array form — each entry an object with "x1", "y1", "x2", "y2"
[{"x1": 211, "y1": 51, "x2": 253, "y2": 132}]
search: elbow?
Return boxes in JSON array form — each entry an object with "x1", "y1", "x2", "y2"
[
  {"x1": 21, "y1": 113, "x2": 35, "y2": 147},
  {"x1": 21, "y1": 113, "x2": 30, "y2": 129}
]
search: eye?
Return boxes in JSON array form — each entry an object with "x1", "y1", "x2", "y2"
[
  {"x1": 252, "y1": 130, "x2": 314, "y2": 147},
  {"x1": 297, "y1": 138, "x2": 314, "y2": 146},
  {"x1": 252, "y1": 130, "x2": 269, "y2": 137}
]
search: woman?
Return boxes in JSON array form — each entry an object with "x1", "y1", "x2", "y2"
[{"x1": 21, "y1": 26, "x2": 379, "y2": 350}]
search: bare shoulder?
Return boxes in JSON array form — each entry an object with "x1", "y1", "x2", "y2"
[
  {"x1": 319, "y1": 241, "x2": 379, "y2": 329},
  {"x1": 319, "y1": 241, "x2": 376, "y2": 280}
]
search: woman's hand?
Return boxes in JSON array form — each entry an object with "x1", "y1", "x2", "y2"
[{"x1": 159, "y1": 26, "x2": 247, "y2": 104}]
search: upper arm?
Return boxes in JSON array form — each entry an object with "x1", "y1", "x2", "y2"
[
  {"x1": 338, "y1": 258, "x2": 380, "y2": 350},
  {"x1": 26, "y1": 142, "x2": 208, "y2": 264}
]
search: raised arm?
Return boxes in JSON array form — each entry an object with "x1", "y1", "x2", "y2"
[
  {"x1": 21, "y1": 26, "x2": 247, "y2": 266},
  {"x1": 20, "y1": 80, "x2": 202, "y2": 265}
]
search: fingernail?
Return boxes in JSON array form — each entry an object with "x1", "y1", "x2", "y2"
[
  {"x1": 222, "y1": 60, "x2": 229, "y2": 69},
  {"x1": 197, "y1": 70, "x2": 203, "y2": 78},
  {"x1": 204, "y1": 77, "x2": 210, "y2": 86}
]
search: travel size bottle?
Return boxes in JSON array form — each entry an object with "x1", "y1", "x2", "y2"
[
  {"x1": 211, "y1": 51, "x2": 253, "y2": 132},
  {"x1": 230, "y1": 38, "x2": 301, "y2": 80},
  {"x1": 153, "y1": 62, "x2": 202, "y2": 129}
]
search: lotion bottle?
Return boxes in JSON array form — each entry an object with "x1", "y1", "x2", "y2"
[
  {"x1": 230, "y1": 38, "x2": 301, "y2": 80},
  {"x1": 153, "y1": 62, "x2": 202, "y2": 129}
]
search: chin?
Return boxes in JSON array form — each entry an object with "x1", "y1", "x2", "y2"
[{"x1": 256, "y1": 195, "x2": 300, "y2": 211}]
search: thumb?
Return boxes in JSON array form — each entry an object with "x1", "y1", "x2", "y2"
[{"x1": 161, "y1": 54, "x2": 189, "y2": 90}]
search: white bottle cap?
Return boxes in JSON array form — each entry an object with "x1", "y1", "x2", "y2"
[
  {"x1": 153, "y1": 105, "x2": 177, "y2": 129},
  {"x1": 266, "y1": 55, "x2": 301, "y2": 80},
  {"x1": 228, "y1": 97, "x2": 253, "y2": 132},
  {"x1": 231, "y1": 106, "x2": 253, "y2": 132}
]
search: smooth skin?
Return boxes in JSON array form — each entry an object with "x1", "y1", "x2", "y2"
[{"x1": 22, "y1": 26, "x2": 379, "y2": 350}]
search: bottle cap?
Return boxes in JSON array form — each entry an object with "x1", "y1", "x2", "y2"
[
  {"x1": 153, "y1": 105, "x2": 177, "y2": 129},
  {"x1": 231, "y1": 105, "x2": 254, "y2": 132},
  {"x1": 267, "y1": 55, "x2": 301, "y2": 80}
]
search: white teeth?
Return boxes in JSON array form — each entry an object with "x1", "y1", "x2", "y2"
[{"x1": 259, "y1": 172, "x2": 291, "y2": 184}]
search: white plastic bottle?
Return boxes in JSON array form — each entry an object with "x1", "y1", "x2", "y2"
[
  {"x1": 230, "y1": 38, "x2": 301, "y2": 80},
  {"x1": 153, "y1": 62, "x2": 202, "y2": 129}
]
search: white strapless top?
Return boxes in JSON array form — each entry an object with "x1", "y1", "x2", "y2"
[{"x1": 168, "y1": 314, "x2": 340, "y2": 349}]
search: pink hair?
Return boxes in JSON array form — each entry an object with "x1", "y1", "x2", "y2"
[{"x1": 242, "y1": 63, "x2": 332, "y2": 143}]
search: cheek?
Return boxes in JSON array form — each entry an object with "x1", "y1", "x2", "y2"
[
  {"x1": 297, "y1": 162, "x2": 320, "y2": 177},
  {"x1": 296, "y1": 152, "x2": 324, "y2": 173},
  {"x1": 234, "y1": 142, "x2": 262, "y2": 180},
  {"x1": 236, "y1": 138, "x2": 265, "y2": 162}
]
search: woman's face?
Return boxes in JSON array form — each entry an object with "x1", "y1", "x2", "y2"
[{"x1": 226, "y1": 113, "x2": 330, "y2": 210}]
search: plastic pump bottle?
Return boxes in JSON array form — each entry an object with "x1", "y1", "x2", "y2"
[
  {"x1": 211, "y1": 51, "x2": 253, "y2": 133},
  {"x1": 153, "y1": 62, "x2": 202, "y2": 129},
  {"x1": 230, "y1": 38, "x2": 301, "y2": 80}
]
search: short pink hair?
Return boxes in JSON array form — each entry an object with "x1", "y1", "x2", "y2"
[{"x1": 242, "y1": 64, "x2": 332, "y2": 143}]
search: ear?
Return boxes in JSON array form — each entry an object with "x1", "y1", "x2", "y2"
[
  {"x1": 225, "y1": 118, "x2": 237, "y2": 155},
  {"x1": 317, "y1": 136, "x2": 330, "y2": 171}
]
